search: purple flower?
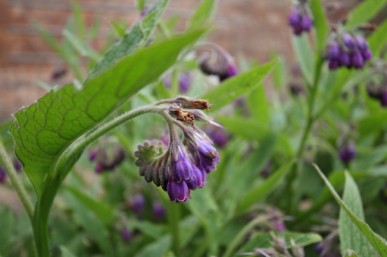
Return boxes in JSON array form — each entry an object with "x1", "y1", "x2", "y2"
[
  {"x1": 339, "y1": 141, "x2": 356, "y2": 164},
  {"x1": 205, "y1": 126, "x2": 230, "y2": 148},
  {"x1": 13, "y1": 158, "x2": 23, "y2": 172},
  {"x1": 288, "y1": 6, "x2": 313, "y2": 36},
  {"x1": 325, "y1": 33, "x2": 372, "y2": 70},
  {"x1": 90, "y1": 144, "x2": 126, "y2": 173},
  {"x1": 380, "y1": 88, "x2": 387, "y2": 107},
  {"x1": 129, "y1": 194, "x2": 145, "y2": 214},
  {"x1": 0, "y1": 165, "x2": 7, "y2": 184},
  {"x1": 164, "y1": 73, "x2": 192, "y2": 94},
  {"x1": 187, "y1": 166, "x2": 206, "y2": 190},
  {"x1": 173, "y1": 147, "x2": 194, "y2": 182},
  {"x1": 152, "y1": 202, "x2": 166, "y2": 221},
  {"x1": 88, "y1": 149, "x2": 98, "y2": 161},
  {"x1": 167, "y1": 180, "x2": 190, "y2": 202},
  {"x1": 120, "y1": 228, "x2": 133, "y2": 241}
]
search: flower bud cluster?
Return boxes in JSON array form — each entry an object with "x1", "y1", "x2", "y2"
[
  {"x1": 339, "y1": 140, "x2": 356, "y2": 164},
  {"x1": 326, "y1": 33, "x2": 372, "y2": 70},
  {"x1": 88, "y1": 142, "x2": 126, "y2": 174},
  {"x1": 135, "y1": 98, "x2": 219, "y2": 202},
  {"x1": 288, "y1": 1, "x2": 313, "y2": 36}
]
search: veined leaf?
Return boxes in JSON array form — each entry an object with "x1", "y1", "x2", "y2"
[
  {"x1": 201, "y1": 60, "x2": 276, "y2": 111},
  {"x1": 10, "y1": 28, "x2": 206, "y2": 196},
  {"x1": 339, "y1": 172, "x2": 375, "y2": 256},
  {"x1": 314, "y1": 165, "x2": 387, "y2": 257},
  {"x1": 90, "y1": 0, "x2": 169, "y2": 76},
  {"x1": 345, "y1": 0, "x2": 387, "y2": 29}
]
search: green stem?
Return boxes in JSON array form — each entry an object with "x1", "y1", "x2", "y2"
[
  {"x1": 0, "y1": 139, "x2": 34, "y2": 219},
  {"x1": 34, "y1": 104, "x2": 167, "y2": 257},
  {"x1": 167, "y1": 203, "x2": 181, "y2": 256},
  {"x1": 285, "y1": 57, "x2": 323, "y2": 213},
  {"x1": 222, "y1": 216, "x2": 267, "y2": 257}
]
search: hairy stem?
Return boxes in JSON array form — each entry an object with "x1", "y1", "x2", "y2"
[{"x1": 0, "y1": 139, "x2": 34, "y2": 219}]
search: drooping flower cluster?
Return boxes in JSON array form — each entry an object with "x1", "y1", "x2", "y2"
[
  {"x1": 288, "y1": 1, "x2": 313, "y2": 36},
  {"x1": 326, "y1": 33, "x2": 372, "y2": 70},
  {"x1": 135, "y1": 98, "x2": 220, "y2": 202},
  {"x1": 195, "y1": 42, "x2": 238, "y2": 82},
  {"x1": 88, "y1": 141, "x2": 126, "y2": 173}
]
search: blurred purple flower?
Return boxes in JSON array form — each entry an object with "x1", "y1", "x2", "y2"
[
  {"x1": 339, "y1": 141, "x2": 356, "y2": 164},
  {"x1": 288, "y1": 4, "x2": 313, "y2": 36},
  {"x1": 0, "y1": 165, "x2": 7, "y2": 184},
  {"x1": 120, "y1": 228, "x2": 133, "y2": 241},
  {"x1": 129, "y1": 194, "x2": 145, "y2": 214},
  {"x1": 152, "y1": 202, "x2": 166, "y2": 221},
  {"x1": 13, "y1": 158, "x2": 23, "y2": 172},
  {"x1": 205, "y1": 125, "x2": 230, "y2": 148},
  {"x1": 164, "y1": 73, "x2": 192, "y2": 94}
]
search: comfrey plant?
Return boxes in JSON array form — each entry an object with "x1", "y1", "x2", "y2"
[
  {"x1": 135, "y1": 97, "x2": 219, "y2": 202},
  {"x1": 288, "y1": 0, "x2": 313, "y2": 36}
]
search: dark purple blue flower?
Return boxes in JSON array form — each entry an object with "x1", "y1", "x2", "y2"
[
  {"x1": 339, "y1": 141, "x2": 356, "y2": 164},
  {"x1": 152, "y1": 202, "x2": 166, "y2": 221},
  {"x1": 288, "y1": 5, "x2": 313, "y2": 36},
  {"x1": 0, "y1": 165, "x2": 6, "y2": 184},
  {"x1": 205, "y1": 126, "x2": 230, "y2": 148},
  {"x1": 120, "y1": 228, "x2": 133, "y2": 241},
  {"x1": 129, "y1": 194, "x2": 145, "y2": 214},
  {"x1": 325, "y1": 33, "x2": 372, "y2": 70},
  {"x1": 164, "y1": 73, "x2": 192, "y2": 94},
  {"x1": 273, "y1": 220, "x2": 286, "y2": 232},
  {"x1": 187, "y1": 166, "x2": 206, "y2": 190},
  {"x1": 173, "y1": 147, "x2": 194, "y2": 182},
  {"x1": 13, "y1": 158, "x2": 23, "y2": 172},
  {"x1": 380, "y1": 88, "x2": 387, "y2": 107},
  {"x1": 88, "y1": 149, "x2": 98, "y2": 161},
  {"x1": 166, "y1": 180, "x2": 190, "y2": 202}
]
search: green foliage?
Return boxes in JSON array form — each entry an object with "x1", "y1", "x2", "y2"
[{"x1": 315, "y1": 166, "x2": 387, "y2": 257}]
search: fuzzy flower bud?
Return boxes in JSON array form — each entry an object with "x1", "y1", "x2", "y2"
[
  {"x1": 152, "y1": 202, "x2": 166, "y2": 221},
  {"x1": 120, "y1": 228, "x2": 133, "y2": 241},
  {"x1": 164, "y1": 73, "x2": 192, "y2": 94},
  {"x1": 129, "y1": 194, "x2": 145, "y2": 215}
]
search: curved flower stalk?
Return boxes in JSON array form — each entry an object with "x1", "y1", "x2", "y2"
[{"x1": 135, "y1": 97, "x2": 220, "y2": 202}]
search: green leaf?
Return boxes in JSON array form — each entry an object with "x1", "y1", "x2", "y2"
[
  {"x1": 60, "y1": 246, "x2": 77, "y2": 257},
  {"x1": 90, "y1": 0, "x2": 169, "y2": 76},
  {"x1": 65, "y1": 185, "x2": 115, "y2": 226},
  {"x1": 10, "y1": 28, "x2": 206, "y2": 196},
  {"x1": 189, "y1": 0, "x2": 217, "y2": 28},
  {"x1": 339, "y1": 172, "x2": 375, "y2": 256},
  {"x1": 240, "y1": 231, "x2": 322, "y2": 252},
  {"x1": 217, "y1": 116, "x2": 270, "y2": 141},
  {"x1": 310, "y1": 0, "x2": 329, "y2": 53},
  {"x1": 345, "y1": 0, "x2": 387, "y2": 29},
  {"x1": 314, "y1": 165, "x2": 387, "y2": 257},
  {"x1": 202, "y1": 60, "x2": 276, "y2": 111},
  {"x1": 368, "y1": 19, "x2": 387, "y2": 56},
  {"x1": 291, "y1": 35, "x2": 314, "y2": 85},
  {"x1": 236, "y1": 162, "x2": 293, "y2": 215},
  {"x1": 135, "y1": 236, "x2": 171, "y2": 257}
]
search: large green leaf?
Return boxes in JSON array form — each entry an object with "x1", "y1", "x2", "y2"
[
  {"x1": 345, "y1": 0, "x2": 387, "y2": 29},
  {"x1": 314, "y1": 165, "x2": 387, "y2": 256},
  {"x1": 10, "y1": 28, "x2": 205, "y2": 196},
  {"x1": 201, "y1": 61, "x2": 276, "y2": 111},
  {"x1": 90, "y1": 0, "x2": 169, "y2": 76},
  {"x1": 339, "y1": 172, "x2": 375, "y2": 256}
]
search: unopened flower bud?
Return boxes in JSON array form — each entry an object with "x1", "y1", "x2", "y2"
[
  {"x1": 152, "y1": 202, "x2": 166, "y2": 221},
  {"x1": 129, "y1": 194, "x2": 145, "y2": 214},
  {"x1": 120, "y1": 228, "x2": 133, "y2": 241}
]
